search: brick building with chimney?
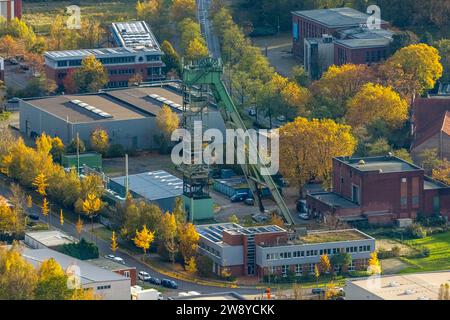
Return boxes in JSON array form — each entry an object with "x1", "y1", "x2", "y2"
[{"x1": 307, "y1": 156, "x2": 450, "y2": 226}]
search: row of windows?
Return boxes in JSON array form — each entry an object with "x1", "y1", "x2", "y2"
[
  {"x1": 270, "y1": 261, "x2": 359, "y2": 277},
  {"x1": 199, "y1": 242, "x2": 221, "y2": 258},
  {"x1": 109, "y1": 68, "x2": 135, "y2": 75},
  {"x1": 364, "y1": 50, "x2": 388, "y2": 63},
  {"x1": 146, "y1": 55, "x2": 161, "y2": 62},
  {"x1": 107, "y1": 81, "x2": 129, "y2": 88},
  {"x1": 97, "y1": 285, "x2": 111, "y2": 290},
  {"x1": 266, "y1": 245, "x2": 371, "y2": 261},
  {"x1": 56, "y1": 56, "x2": 137, "y2": 67}
]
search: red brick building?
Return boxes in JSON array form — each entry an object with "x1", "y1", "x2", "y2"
[
  {"x1": 411, "y1": 96, "x2": 450, "y2": 162},
  {"x1": 0, "y1": 0, "x2": 22, "y2": 20},
  {"x1": 292, "y1": 7, "x2": 391, "y2": 70},
  {"x1": 307, "y1": 156, "x2": 450, "y2": 226}
]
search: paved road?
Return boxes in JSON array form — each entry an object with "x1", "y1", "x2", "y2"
[
  {"x1": 0, "y1": 176, "x2": 263, "y2": 297},
  {"x1": 197, "y1": 0, "x2": 221, "y2": 59}
]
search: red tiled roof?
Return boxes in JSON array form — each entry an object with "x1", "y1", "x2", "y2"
[{"x1": 412, "y1": 98, "x2": 450, "y2": 150}]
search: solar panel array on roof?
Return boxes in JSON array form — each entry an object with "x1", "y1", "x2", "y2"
[
  {"x1": 111, "y1": 170, "x2": 183, "y2": 201},
  {"x1": 196, "y1": 223, "x2": 285, "y2": 243},
  {"x1": 70, "y1": 99, "x2": 113, "y2": 119},
  {"x1": 112, "y1": 21, "x2": 160, "y2": 50}
]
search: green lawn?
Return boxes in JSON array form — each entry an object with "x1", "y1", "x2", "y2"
[
  {"x1": 23, "y1": 0, "x2": 136, "y2": 34},
  {"x1": 400, "y1": 231, "x2": 450, "y2": 273}
]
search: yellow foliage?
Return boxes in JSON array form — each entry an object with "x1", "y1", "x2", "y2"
[
  {"x1": 279, "y1": 117, "x2": 357, "y2": 192},
  {"x1": 156, "y1": 104, "x2": 180, "y2": 138},
  {"x1": 76, "y1": 215, "x2": 83, "y2": 235},
  {"x1": 185, "y1": 37, "x2": 209, "y2": 61},
  {"x1": 178, "y1": 223, "x2": 200, "y2": 261},
  {"x1": 111, "y1": 231, "x2": 118, "y2": 253},
  {"x1": 33, "y1": 172, "x2": 48, "y2": 196},
  {"x1": 133, "y1": 225, "x2": 155, "y2": 255},
  {"x1": 26, "y1": 195, "x2": 33, "y2": 208},
  {"x1": 59, "y1": 209, "x2": 64, "y2": 226},
  {"x1": 383, "y1": 43, "x2": 443, "y2": 96},
  {"x1": 90, "y1": 128, "x2": 109, "y2": 155},
  {"x1": 368, "y1": 251, "x2": 381, "y2": 274},
  {"x1": 346, "y1": 83, "x2": 409, "y2": 129},
  {"x1": 82, "y1": 193, "x2": 101, "y2": 218},
  {"x1": 185, "y1": 256, "x2": 197, "y2": 274},
  {"x1": 319, "y1": 254, "x2": 331, "y2": 273},
  {"x1": 432, "y1": 159, "x2": 450, "y2": 185},
  {"x1": 42, "y1": 197, "x2": 49, "y2": 217}
]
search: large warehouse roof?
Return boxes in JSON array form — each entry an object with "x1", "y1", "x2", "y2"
[
  {"x1": 111, "y1": 170, "x2": 183, "y2": 201},
  {"x1": 21, "y1": 84, "x2": 184, "y2": 124},
  {"x1": 22, "y1": 248, "x2": 128, "y2": 285}
]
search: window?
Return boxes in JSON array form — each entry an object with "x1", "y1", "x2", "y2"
[
  {"x1": 309, "y1": 263, "x2": 315, "y2": 274},
  {"x1": 295, "y1": 264, "x2": 302, "y2": 276},
  {"x1": 282, "y1": 265, "x2": 288, "y2": 277},
  {"x1": 412, "y1": 196, "x2": 419, "y2": 208},
  {"x1": 348, "y1": 260, "x2": 355, "y2": 271},
  {"x1": 433, "y1": 196, "x2": 441, "y2": 214},
  {"x1": 97, "y1": 285, "x2": 111, "y2": 290},
  {"x1": 352, "y1": 185, "x2": 360, "y2": 204},
  {"x1": 123, "y1": 271, "x2": 130, "y2": 278}
]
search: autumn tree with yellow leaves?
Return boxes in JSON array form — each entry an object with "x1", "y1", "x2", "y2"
[
  {"x1": 368, "y1": 251, "x2": 381, "y2": 275},
  {"x1": 279, "y1": 117, "x2": 357, "y2": 195},
  {"x1": 346, "y1": 83, "x2": 409, "y2": 129},
  {"x1": 319, "y1": 254, "x2": 331, "y2": 274},
  {"x1": 82, "y1": 193, "x2": 102, "y2": 233},
  {"x1": 155, "y1": 104, "x2": 180, "y2": 153},
  {"x1": 158, "y1": 212, "x2": 178, "y2": 263},
  {"x1": 178, "y1": 223, "x2": 199, "y2": 263},
  {"x1": 380, "y1": 43, "x2": 443, "y2": 102},
  {"x1": 33, "y1": 172, "x2": 48, "y2": 196},
  {"x1": 133, "y1": 225, "x2": 155, "y2": 257},
  {"x1": 76, "y1": 215, "x2": 83, "y2": 239},
  {"x1": 310, "y1": 64, "x2": 374, "y2": 119},
  {"x1": 111, "y1": 231, "x2": 118, "y2": 254},
  {"x1": 90, "y1": 128, "x2": 109, "y2": 155}
]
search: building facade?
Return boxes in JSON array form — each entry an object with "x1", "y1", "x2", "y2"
[
  {"x1": 44, "y1": 47, "x2": 165, "y2": 89},
  {"x1": 292, "y1": 7, "x2": 391, "y2": 69},
  {"x1": 307, "y1": 156, "x2": 450, "y2": 225},
  {"x1": 0, "y1": 0, "x2": 22, "y2": 20},
  {"x1": 196, "y1": 223, "x2": 375, "y2": 278},
  {"x1": 411, "y1": 96, "x2": 450, "y2": 162}
]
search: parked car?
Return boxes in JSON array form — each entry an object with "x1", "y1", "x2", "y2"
[
  {"x1": 8, "y1": 58, "x2": 18, "y2": 65},
  {"x1": 251, "y1": 213, "x2": 268, "y2": 223},
  {"x1": 149, "y1": 277, "x2": 161, "y2": 285},
  {"x1": 230, "y1": 193, "x2": 248, "y2": 203},
  {"x1": 298, "y1": 213, "x2": 309, "y2": 220},
  {"x1": 105, "y1": 254, "x2": 115, "y2": 260},
  {"x1": 27, "y1": 213, "x2": 39, "y2": 221},
  {"x1": 113, "y1": 256, "x2": 125, "y2": 264},
  {"x1": 244, "y1": 197, "x2": 255, "y2": 206},
  {"x1": 276, "y1": 115, "x2": 286, "y2": 122},
  {"x1": 161, "y1": 279, "x2": 178, "y2": 289},
  {"x1": 248, "y1": 108, "x2": 256, "y2": 117},
  {"x1": 138, "y1": 271, "x2": 151, "y2": 282}
]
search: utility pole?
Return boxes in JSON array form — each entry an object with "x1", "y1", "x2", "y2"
[
  {"x1": 76, "y1": 132, "x2": 80, "y2": 176},
  {"x1": 125, "y1": 154, "x2": 129, "y2": 196}
]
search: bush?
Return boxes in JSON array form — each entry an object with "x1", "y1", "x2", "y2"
[
  {"x1": 348, "y1": 270, "x2": 371, "y2": 278},
  {"x1": 59, "y1": 238, "x2": 99, "y2": 260},
  {"x1": 107, "y1": 144, "x2": 125, "y2": 158},
  {"x1": 406, "y1": 223, "x2": 427, "y2": 239},
  {"x1": 196, "y1": 255, "x2": 214, "y2": 278}
]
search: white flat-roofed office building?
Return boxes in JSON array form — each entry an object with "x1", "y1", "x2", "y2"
[
  {"x1": 346, "y1": 271, "x2": 450, "y2": 300},
  {"x1": 196, "y1": 223, "x2": 375, "y2": 278},
  {"x1": 22, "y1": 248, "x2": 131, "y2": 300}
]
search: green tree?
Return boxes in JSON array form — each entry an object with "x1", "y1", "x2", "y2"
[
  {"x1": 161, "y1": 40, "x2": 182, "y2": 76},
  {"x1": 35, "y1": 258, "x2": 71, "y2": 300}
]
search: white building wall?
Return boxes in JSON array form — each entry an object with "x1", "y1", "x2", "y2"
[{"x1": 83, "y1": 279, "x2": 131, "y2": 300}]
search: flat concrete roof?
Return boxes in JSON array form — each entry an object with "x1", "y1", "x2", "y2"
[
  {"x1": 336, "y1": 156, "x2": 422, "y2": 173},
  {"x1": 87, "y1": 257, "x2": 134, "y2": 271},
  {"x1": 309, "y1": 192, "x2": 359, "y2": 209},
  {"x1": 111, "y1": 170, "x2": 183, "y2": 201},
  {"x1": 292, "y1": 7, "x2": 387, "y2": 28},
  {"x1": 45, "y1": 46, "x2": 157, "y2": 61},
  {"x1": 21, "y1": 84, "x2": 184, "y2": 124},
  {"x1": 22, "y1": 93, "x2": 148, "y2": 123},
  {"x1": 346, "y1": 271, "x2": 450, "y2": 300},
  {"x1": 22, "y1": 248, "x2": 128, "y2": 285},
  {"x1": 335, "y1": 38, "x2": 391, "y2": 49},
  {"x1": 25, "y1": 230, "x2": 77, "y2": 247}
]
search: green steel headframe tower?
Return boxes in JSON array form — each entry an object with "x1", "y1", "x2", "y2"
[{"x1": 182, "y1": 58, "x2": 294, "y2": 225}]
